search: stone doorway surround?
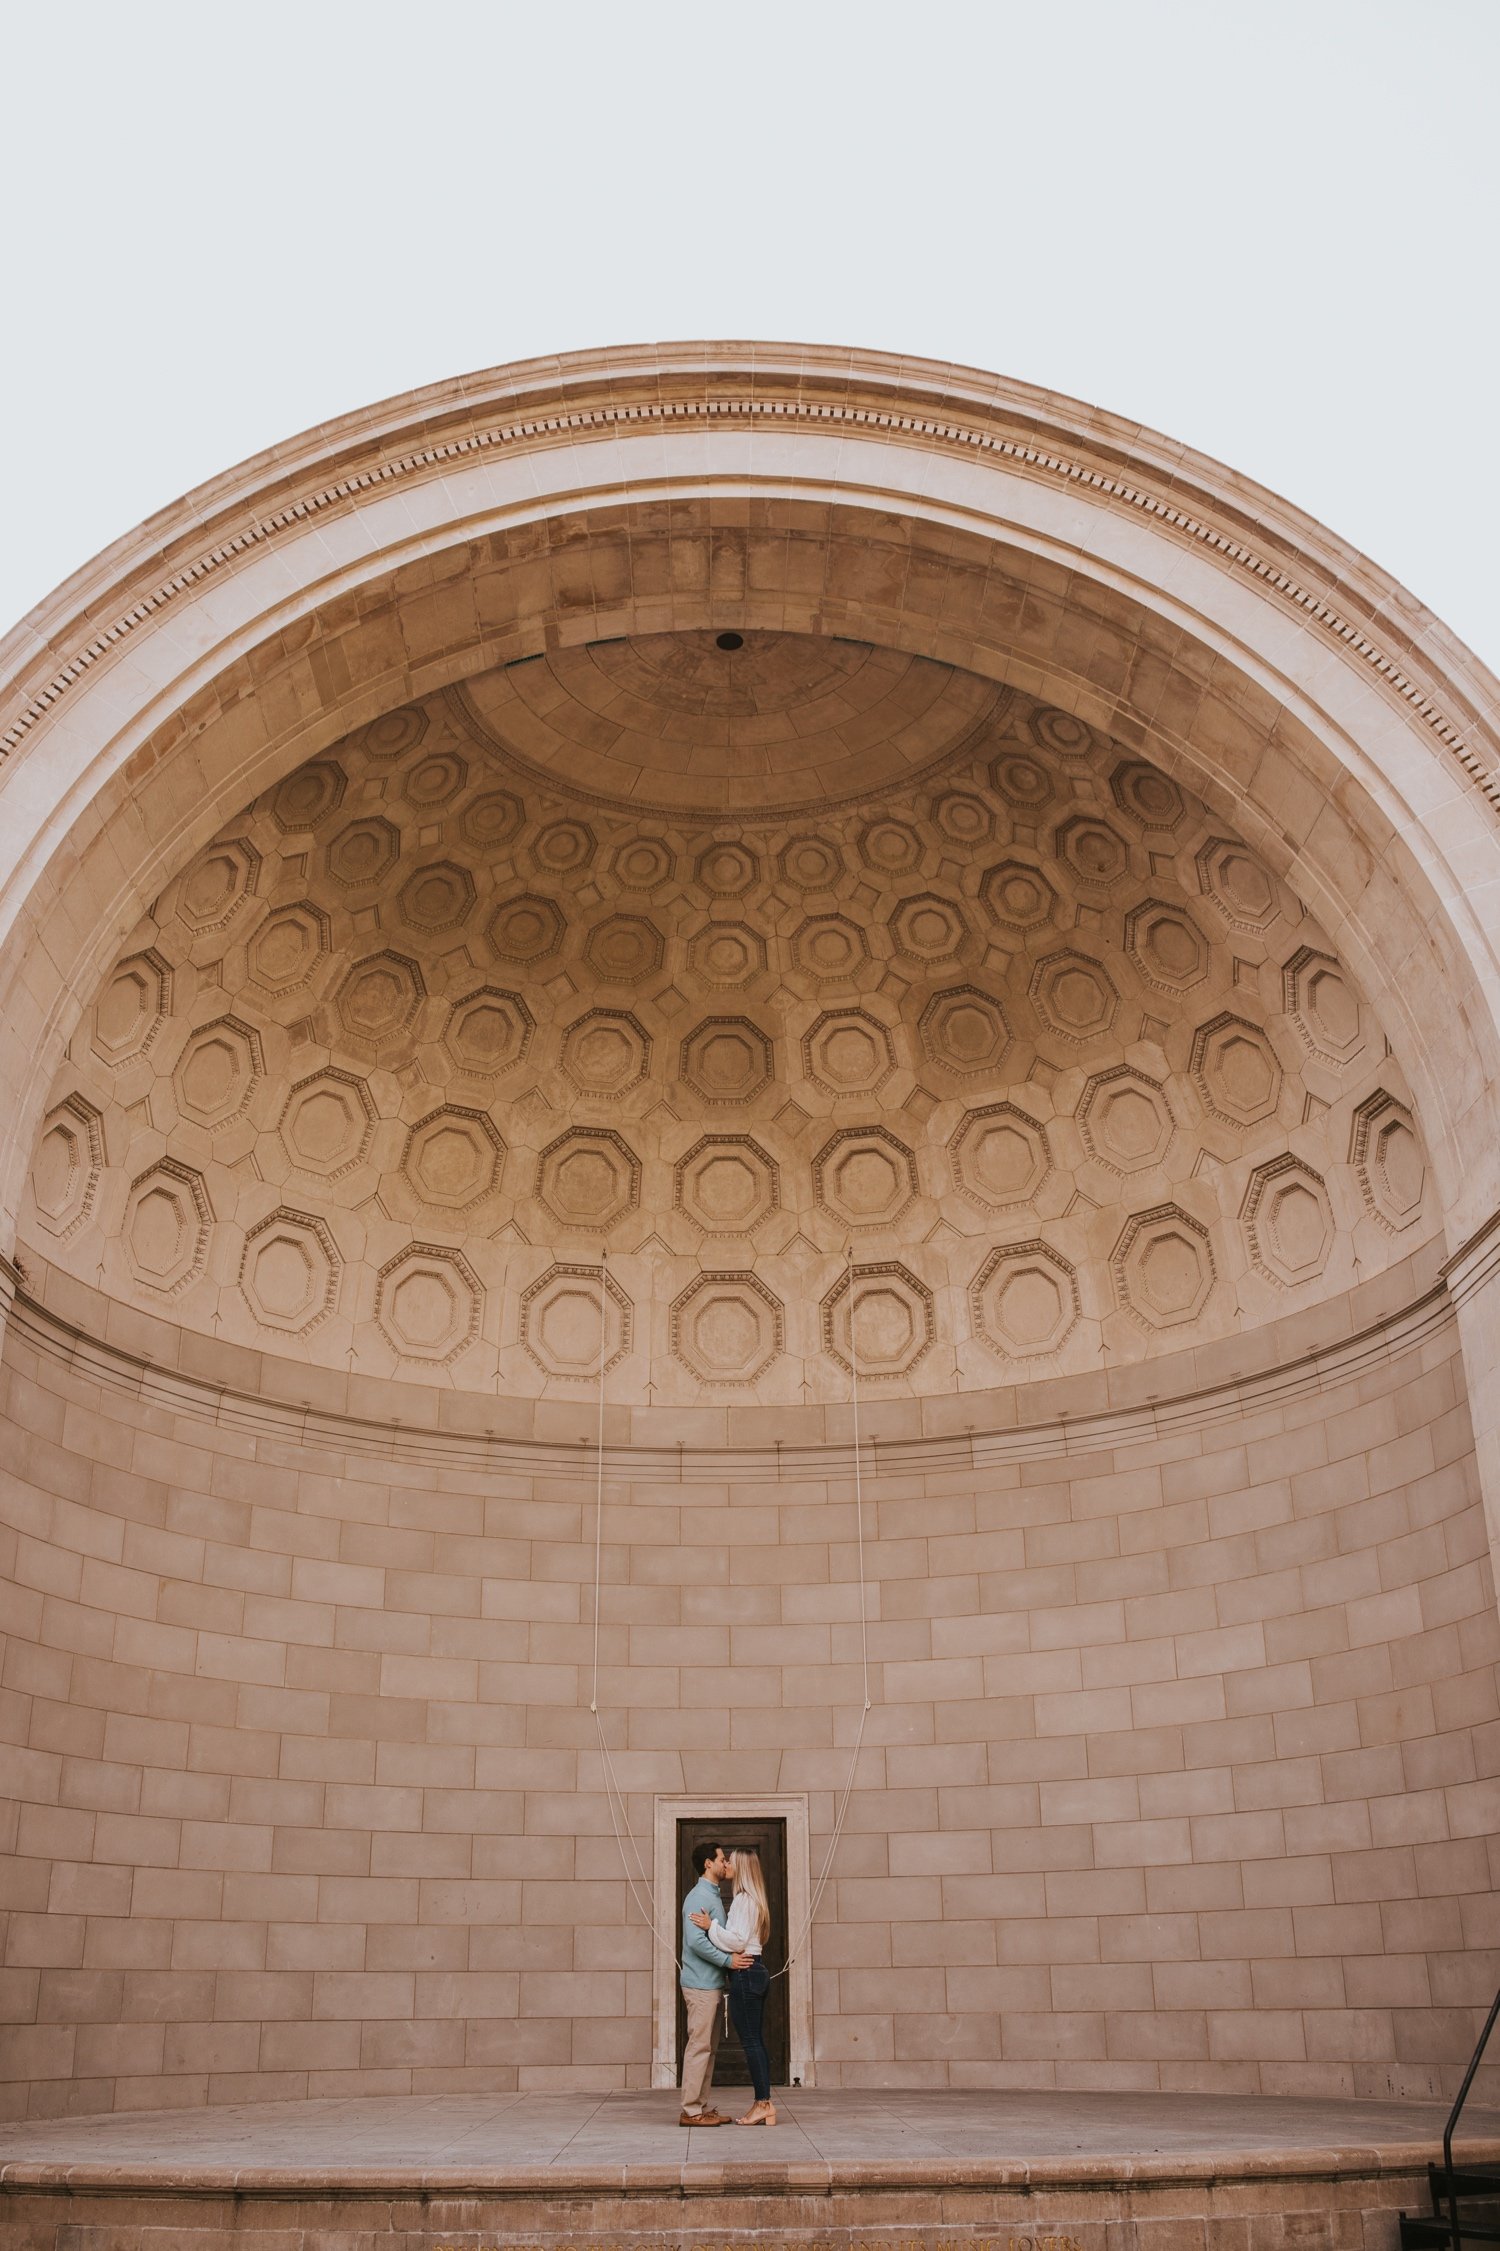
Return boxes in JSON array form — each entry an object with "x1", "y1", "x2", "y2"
[{"x1": 651, "y1": 1794, "x2": 813, "y2": 2089}]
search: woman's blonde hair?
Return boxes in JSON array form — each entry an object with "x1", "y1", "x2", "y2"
[{"x1": 730, "y1": 1846, "x2": 771, "y2": 1946}]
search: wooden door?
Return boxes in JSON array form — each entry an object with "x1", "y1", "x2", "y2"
[{"x1": 674, "y1": 1815, "x2": 789, "y2": 2088}]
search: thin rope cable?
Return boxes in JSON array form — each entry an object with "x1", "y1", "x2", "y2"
[
  {"x1": 590, "y1": 1251, "x2": 664, "y2": 1942},
  {"x1": 589, "y1": 1249, "x2": 606, "y2": 1719},
  {"x1": 849, "y1": 1244, "x2": 870, "y2": 1715},
  {"x1": 771, "y1": 1245, "x2": 870, "y2": 1976},
  {"x1": 588, "y1": 1247, "x2": 875, "y2": 1981}
]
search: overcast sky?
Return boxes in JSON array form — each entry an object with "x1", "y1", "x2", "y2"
[{"x1": 5, "y1": 1, "x2": 1497, "y2": 671}]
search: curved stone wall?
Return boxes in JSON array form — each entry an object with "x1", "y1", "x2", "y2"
[
  {"x1": 1, "y1": 1247, "x2": 1495, "y2": 2114},
  {"x1": 2, "y1": 346, "x2": 1499, "y2": 2123}
]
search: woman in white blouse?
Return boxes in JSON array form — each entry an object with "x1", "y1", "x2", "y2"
[{"x1": 690, "y1": 1847, "x2": 775, "y2": 2124}]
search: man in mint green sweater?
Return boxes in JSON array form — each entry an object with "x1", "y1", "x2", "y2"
[{"x1": 680, "y1": 1841, "x2": 739, "y2": 2125}]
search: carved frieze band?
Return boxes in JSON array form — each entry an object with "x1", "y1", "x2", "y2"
[{"x1": 2, "y1": 387, "x2": 1493, "y2": 816}]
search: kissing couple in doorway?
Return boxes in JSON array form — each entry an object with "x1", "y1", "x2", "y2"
[{"x1": 679, "y1": 1840, "x2": 776, "y2": 2127}]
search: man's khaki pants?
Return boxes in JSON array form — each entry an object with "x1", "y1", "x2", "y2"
[{"x1": 680, "y1": 1985, "x2": 723, "y2": 2110}]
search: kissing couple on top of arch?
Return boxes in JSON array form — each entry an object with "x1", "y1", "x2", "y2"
[{"x1": 678, "y1": 1840, "x2": 776, "y2": 2127}]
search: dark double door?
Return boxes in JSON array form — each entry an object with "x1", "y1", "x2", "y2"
[{"x1": 674, "y1": 1815, "x2": 789, "y2": 2089}]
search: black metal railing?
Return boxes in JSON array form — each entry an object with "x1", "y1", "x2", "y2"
[
  {"x1": 1402, "y1": 1989, "x2": 1500, "y2": 2251},
  {"x1": 1444, "y1": 1990, "x2": 1500, "y2": 2249}
]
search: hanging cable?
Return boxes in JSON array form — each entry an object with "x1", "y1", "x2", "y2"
[
  {"x1": 771, "y1": 1245, "x2": 871, "y2": 1977},
  {"x1": 590, "y1": 1245, "x2": 875, "y2": 1979},
  {"x1": 590, "y1": 1248, "x2": 660, "y2": 1934}
]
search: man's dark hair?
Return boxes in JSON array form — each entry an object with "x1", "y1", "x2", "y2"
[{"x1": 691, "y1": 1841, "x2": 725, "y2": 1877}]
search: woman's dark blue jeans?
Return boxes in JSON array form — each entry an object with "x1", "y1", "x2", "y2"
[{"x1": 728, "y1": 1960, "x2": 771, "y2": 2102}]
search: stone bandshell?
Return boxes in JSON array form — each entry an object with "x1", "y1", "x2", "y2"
[{"x1": 1, "y1": 343, "x2": 1497, "y2": 2114}]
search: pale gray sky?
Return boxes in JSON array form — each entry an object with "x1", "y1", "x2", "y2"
[{"x1": 5, "y1": 0, "x2": 1497, "y2": 668}]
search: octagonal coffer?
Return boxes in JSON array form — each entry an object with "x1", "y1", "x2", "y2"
[
  {"x1": 92, "y1": 949, "x2": 172, "y2": 1063},
  {"x1": 1112, "y1": 1204, "x2": 1216, "y2": 1331},
  {"x1": 531, "y1": 818, "x2": 595, "y2": 877},
  {"x1": 249, "y1": 902, "x2": 330, "y2": 996},
  {"x1": 779, "y1": 834, "x2": 843, "y2": 890},
  {"x1": 948, "y1": 1102, "x2": 1050, "y2": 1214},
  {"x1": 174, "y1": 837, "x2": 260, "y2": 932},
  {"x1": 278, "y1": 1070, "x2": 377, "y2": 1179},
  {"x1": 674, "y1": 1136, "x2": 780, "y2": 1232},
  {"x1": 1111, "y1": 759, "x2": 1184, "y2": 831},
  {"x1": 688, "y1": 922, "x2": 766, "y2": 988},
  {"x1": 888, "y1": 891, "x2": 971, "y2": 966},
  {"x1": 813, "y1": 1125, "x2": 919, "y2": 1232},
  {"x1": 398, "y1": 860, "x2": 476, "y2": 935},
  {"x1": 990, "y1": 749, "x2": 1054, "y2": 812},
  {"x1": 334, "y1": 950, "x2": 425, "y2": 1048},
  {"x1": 1054, "y1": 814, "x2": 1130, "y2": 890},
  {"x1": 612, "y1": 835, "x2": 675, "y2": 890},
  {"x1": 858, "y1": 816, "x2": 924, "y2": 876},
  {"x1": 1196, "y1": 837, "x2": 1279, "y2": 932},
  {"x1": 980, "y1": 859, "x2": 1056, "y2": 933},
  {"x1": 792, "y1": 913, "x2": 868, "y2": 981},
  {"x1": 122, "y1": 1159, "x2": 213, "y2": 1296},
  {"x1": 919, "y1": 985, "x2": 1010, "y2": 1076},
  {"x1": 1190, "y1": 1013, "x2": 1282, "y2": 1127},
  {"x1": 399, "y1": 1107, "x2": 505, "y2": 1211},
  {"x1": 695, "y1": 839, "x2": 761, "y2": 897},
  {"x1": 354, "y1": 704, "x2": 427, "y2": 760},
  {"x1": 239, "y1": 1208, "x2": 341, "y2": 1333},
  {"x1": 536, "y1": 1128, "x2": 641, "y2": 1233},
  {"x1": 1077, "y1": 1067, "x2": 1175, "y2": 1175},
  {"x1": 1124, "y1": 900, "x2": 1209, "y2": 993},
  {"x1": 172, "y1": 1016, "x2": 263, "y2": 1130},
  {"x1": 560, "y1": 1009, "x2": 652, "y2": 1095},
  {"x1": 1351, "y1": 1091, "x2": 1427, "y2": 1233},
  {"x1": 30, "y1": 1094, "x2": 104, "y2": 1238},
  {"x1": 802, "y1": 1009, "x2": 897, "y2": 1098},
  {"x1": 462, "y1": 789, "x2": 525, "y2": 851},
  {"x1": 585, "y1": 912, "x2": 664, "y2": 985},
  {"x1": 444, "y1": 986, "x2": 535, "y2": 1077},
  {"x1": 271, "y1": 760, "x2": 346, "y2": 834},
  {"x1": 1031, "y1": 950, "x2": 1119, "y2": 1045},
  {"x1": 671, "y1": 1271, "x2": 784, "y2": 1384},
  {"x1": 1283, "y1": 947, "x2": 1366, "y2": 1069},
  {"x1": 1241, "y1": 1156, "x2": 1333, "y2": 1286},
  {"x1": 679, "y1": 1017, "x2": 775, "y2": 1105},
  {"x1": 821, "y1": 1260, "x2": 935, "y2": 1378},
  {"x1": 326, "y1": 816, "x2": 401, "y2": 890},
  {"x1": 520, "y1": 1261, "x2": 633, "y2": 1379},
  {"x1": 375, "y1": 1243, "x2": 483, "y2": 1363},
  {"x1": 970, "y1": 1240, "x2": 1080, "y2": 1360},
  {"x1": 489, "y1": 893, "x2": 566, "y2": 963},
  {"x1": 403, "y1": 747, "x2": 468, "y2": 809}
]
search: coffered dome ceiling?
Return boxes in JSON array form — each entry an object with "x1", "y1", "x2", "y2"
[
  {"x1": 458, "y1": 630, "x2": 1001, "y2": 813},
  {"x1": 22, "y1": 630, "x2": 1436, "y2": 1407}
]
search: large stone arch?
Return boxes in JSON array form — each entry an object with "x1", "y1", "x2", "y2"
[
  {"x1": 6, "y1": 351, "x2": 1500, "y2": 1490},
  {"x1": 3, "y1": 346, "x2": 1500, "y2": 2111},
  {"x1": 4, "y1": 353, "x2": 1498, "y2": 1233}
]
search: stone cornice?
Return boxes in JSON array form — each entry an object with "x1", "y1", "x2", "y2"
[
  {"x1": 3, "y1": 347, "x2": 1497, "y2": 815},
  {"x1": 0, "y1": 1234, "x2": 1471, "y2": 1489}
]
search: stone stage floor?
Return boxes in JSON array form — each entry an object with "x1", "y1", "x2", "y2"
[
  {"x1": 0, "y1": 2086, "x2": 1487, "y2": 2180},
  {"x1": 9, "y1": 2091, "x2": 1500, "y2": 2251}
]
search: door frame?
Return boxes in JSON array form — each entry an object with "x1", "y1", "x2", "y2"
[{"x1": 651, "y1": 1793, "x2": 814, "y2": 2089}]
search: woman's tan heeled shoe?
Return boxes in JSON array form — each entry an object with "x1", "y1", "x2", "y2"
[{"x1": 736, "y1": 2101, "x2": 776, "y2": 2125}]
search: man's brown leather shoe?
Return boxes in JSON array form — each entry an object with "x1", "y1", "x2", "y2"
[{"x1": 680, "y1": 2106, "x2": 728, "y2": 2125}]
